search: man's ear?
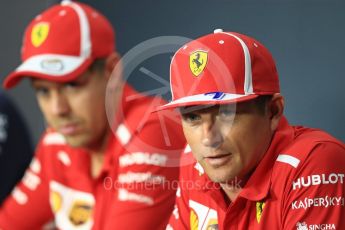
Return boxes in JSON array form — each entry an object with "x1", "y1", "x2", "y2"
[
  {"x1": 104, "y1": 52, "x2": 122, "y2": 80},
  {"x1": 104, "y1": 52, "x2": 124, "y2": 107},
  {"x1": 268, "y1": 93, "x2": 284, "y2": 132}
]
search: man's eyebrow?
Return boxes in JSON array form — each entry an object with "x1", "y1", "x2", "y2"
[
  {"x1": 30, "y1": 79, "x2": 46, "y2": 87},
  {"x1": 179, "y1": 105, "x2": 218, "y2": 114},
  {"x1": 65, "y1": 72, "x2": 91, "y2": 84}
]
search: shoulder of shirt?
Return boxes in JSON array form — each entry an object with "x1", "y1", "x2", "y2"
[
  {"x1": 123, "y1": 85, "x2": 158, "y2": 114},
  {"x1": 123, "y1": 85, "x2": 174, "y2": 123},
  {"x1": 272, "y1": 128, "x2": 345, "y2": 184},
  {"x1": 122, "y1": 91, "x2": 182, "y2": 136},
  {"x1": 35, "y1": 130, "x2": 78, "y2": 168}
]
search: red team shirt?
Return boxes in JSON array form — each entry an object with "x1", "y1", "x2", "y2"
[
  {"x1": 0, "y1": 84, "x2": 186, "y2": 230},
  {"x1": 168, "y1": 117, "x2": 345, "y2": 230}
]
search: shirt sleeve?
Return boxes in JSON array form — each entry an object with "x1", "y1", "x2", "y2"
[
  {"x1": 105, "y1": 115, "x2": 186, "y2": 230},
  {"x1": 282, "y1": 142, "x2": 345, "y2": 229},
  {"x1": 0, "y1": 140, "x2": 54, "y2": 229}
]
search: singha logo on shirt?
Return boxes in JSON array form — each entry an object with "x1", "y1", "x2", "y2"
[
  {"x1": 296, "y1": 222, "x2": 308, "y2": 230},
  {"x1": 296, "y1": 221, "x2": 336, "y2": 230}
]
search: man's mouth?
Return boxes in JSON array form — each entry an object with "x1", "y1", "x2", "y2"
[
  {"x1": 57, "y1": 123, "x2": 80, "y2": 136},
  {"x1": 204, "y1": 152, "x2": 232, "y2": 167}
]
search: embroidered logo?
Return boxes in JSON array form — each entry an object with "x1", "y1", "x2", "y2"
[
  {"x1": 31, "y1": 22, "x2": 50, "y2": 47},
  {"x1": 68, "y1": 200, "x2": 93, "y2": 226},
  {"x1": 256, "y1": 201, "x2": 265, "y2": 223},
  {"x1": 189, "y1": 50, "x2": 208, "y2": 77}
]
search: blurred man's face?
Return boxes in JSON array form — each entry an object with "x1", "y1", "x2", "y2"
[
  {"x1": 180, "y1": 100, "x2": 274, "y2": 185},
  {"x1": 32, "y1": 68, "x2": 109, "y2": 149}
]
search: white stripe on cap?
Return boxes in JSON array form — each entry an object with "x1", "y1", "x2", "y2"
[
  {"x1": 276, "y1": 154, "x2": 300, "y2": 168},
  {"x1": 221, "y1": 32, "x2": 253, "y2": 95},
  {"x1": 169, "y1": 44, "x2": 185, "y2": 101},
  {"x1": 62, "y1": 0, "x2": 91, "y2": 58}
]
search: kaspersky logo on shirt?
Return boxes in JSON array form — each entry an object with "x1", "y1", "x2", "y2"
[
  {"x1": 296, "y1": 221, "x2": 336, "y2": 230},
  {"x1": 292, "y1": 173, "x2": 344, "y2": 190}
]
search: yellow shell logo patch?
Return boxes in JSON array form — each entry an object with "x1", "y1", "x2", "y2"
[
  {"x1": 189, "y1": 50, "x2": 208, "y2": 77},
  {"x1": 256, "y1": 201, "x2": 266, "y2": 223},
  {"x1": 31, "y1": 22, "x2": 50, "y2": 47},
  {"x1": 69, "y1": 200, "x2": 93, "y2": 226},
  {"x1": 50, "y1": 191, "x2": 62, "y2": 213},
  {"x1": 190, "y1": 208, "x2": 199, "y2": 230}
]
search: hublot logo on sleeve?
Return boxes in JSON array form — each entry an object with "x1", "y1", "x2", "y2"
[{"x1": 292, "y1": 173, "x2": 344, "y2": 190}]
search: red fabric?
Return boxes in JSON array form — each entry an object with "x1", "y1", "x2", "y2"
[
  {"x1": 168, "y1": 32, "x2": 279, "y2": 103},
  {"x1": 157, "y1": 32, "x2": 280, "y2": 111},
  {"x1": 21, "y1": 2, "x2": 114, "y2": 60},
  {"x1": 168, "y1": 117, "x2": 345, "y2": 229},
  {"x1": 3, "y1": 1, "x2": 115, "y2": 89},
  {"x1": 0, "y1": 85, "x2": 186, "y2": 229}
]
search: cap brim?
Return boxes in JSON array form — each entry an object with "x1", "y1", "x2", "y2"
[
  {"x1": 154, "y1": 93, "x2": 259, "y2": 112},
  {"x1": 3, "y1": 54, "x2": 93, "y2": 89}
]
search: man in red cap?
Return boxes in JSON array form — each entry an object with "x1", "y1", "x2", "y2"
[
  {"x1": 0, "y1": 1, "x2": 185, "y2": 229},
  {"x1": 157, "y1": 30, "x2": 345, "y2": 229}
]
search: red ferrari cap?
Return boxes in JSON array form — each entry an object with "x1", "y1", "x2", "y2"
[
  {"x1": 3, "y1": 0, "x2": 115, "y2": 89},
  {"x1": 157, "y1": 29, "x2": 280, "y2": 111}
]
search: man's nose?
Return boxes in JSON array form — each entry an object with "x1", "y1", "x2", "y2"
[
  {"x1": 201, "y1": 119, "x2": 223, "y2": 148},
  {"x1": 51, "y1": 93, "x2": 70, "y2": 116}
]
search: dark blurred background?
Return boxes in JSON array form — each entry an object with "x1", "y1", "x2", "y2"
[{"x1": 1, "y1": 0, "x2": 344, "y2": 145}]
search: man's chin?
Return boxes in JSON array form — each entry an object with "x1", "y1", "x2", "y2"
[
  {"x1": 63, "y1": 135, "x2": 87, "y2": 148},
  {"x1": 206, "y1": 170, "x2": 238, "y2": 185}
]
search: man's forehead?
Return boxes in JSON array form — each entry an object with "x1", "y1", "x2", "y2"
[
  {"x1": 31, "y1": 77, "x2": 56, "y2": 86},
  {"x1": 178, "y1": 104, "x2": 236, "y2": 114},
  {"x1": 30, "y1": 71, "x2": 90, "y2": 86}
]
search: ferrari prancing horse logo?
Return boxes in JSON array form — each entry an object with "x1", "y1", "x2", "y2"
[
  {"x1": 256, "y1": 201, "x2": 266, "y2": 223},
  {"x1": 189, "y1": 50, "x2": 208, "y2": 77},
  {"x1": 31, "y1": 22, "x2": 50, "y2": 47}
]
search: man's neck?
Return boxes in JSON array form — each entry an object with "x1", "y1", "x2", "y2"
[
  {"x1": 220, "y1": 183, "x2": 242, "y2": 203},
  {"x1": 220, "y1": 175, "x2": 250, "y2": 203},
  {"x1": 90, "y1": 153, "x2": 105, "y2": 179},
  {"x1": 89, "y1": 131, "x2": 110, "y2": 179}
]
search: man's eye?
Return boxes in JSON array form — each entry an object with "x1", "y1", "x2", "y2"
[
  {"x1": 220, "y1": 109, "x2": 235, "y2": 116},
  {"x1": 182, "y1": 113, "x2": 201, "y2": 123},
  {"x1": 34, "y1": 87, "x2": 49, "y2": 97},
  {"x1": 65, "y1": 81, "x2": 80, "y2": 88},
  {"x1": 219, "y1": 107, "x2": 235, "y2": 119}
]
